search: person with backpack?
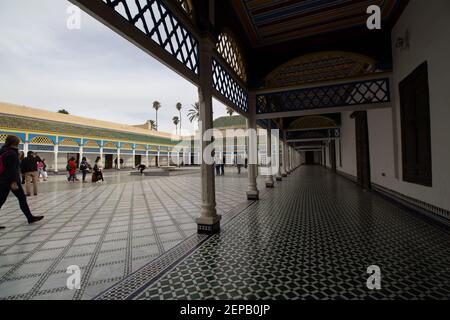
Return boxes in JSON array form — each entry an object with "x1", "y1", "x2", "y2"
[
  {"x1": 20, "y1": 151, "x2": 39, "y2": 196},
  {"x1": 0, "y1": 135, "x2": 44, "y2": 229},
  {"x1": 67, "y1": 157, "x2": 78, "y2": 182},
  {"x1": 79, "y1": 157, "x2": 91, "y2": 183}
]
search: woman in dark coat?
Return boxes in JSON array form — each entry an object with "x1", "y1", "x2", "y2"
[{"x1": 0, "y1": 135, "x2": 44, "y2": 229}]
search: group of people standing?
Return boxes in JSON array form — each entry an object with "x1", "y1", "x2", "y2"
[
  {"x1": 67, "y1": 156, "x2": 104, "y2": 183},
  {"x1": 214, "y1": 154, "x2": 248, "y2": 176},
  {"x1": 0, "y1": 135, "x2": 44, "y2": 229}
]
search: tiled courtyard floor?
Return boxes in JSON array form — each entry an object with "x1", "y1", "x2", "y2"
[
  {"x1": 100, "y1": 166, "x2": 450, "y2": 300},
  {"x1": 2, "y1": 166, "x2": 450, "y2": 300},
  {"x1": 0, "y1": 168, "x2": 264, "y2": 300}
]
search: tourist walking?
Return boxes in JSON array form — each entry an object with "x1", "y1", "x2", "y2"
[
  {"x1": 236, "y1": 154, "x2": 243, "y2": 174},
  {"x1": 41, "y1": 158, "x2": 48, "y2": 181},
  {"x1": 20, "y1": 151, "x2": 39, "y2": 196},
  {"x1": 36, "y1": 155, "x2": 47, "y2": 181},
  {"x1": 79, "y1": 157, "x2": 91, "y2": 183},
  {"x1": 92, "y1": 156, "x2": 104, "y2": 182},
  {"x1": 0, "y1": 135, "x2": 44, "y2": 229},
  {"x1": 67, "y1": 157, "x2": 78, "y2": 182},
  {"x1": 214, "y1": 153, "x2": 222, "y2": 176},
  {"x1": 221, "y1": 154, "x2": 226, "y2": 176}
]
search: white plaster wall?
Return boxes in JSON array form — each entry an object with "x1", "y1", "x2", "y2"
[
  {"x1": 121, "y1": 155, "x2": 134, "y2": 168},
  {"x1": 337, "y1": 111, "x2": 357, "y2": 177},
  {"x1": 336, "y1": 138, "x2": 342, "y2": 168},
  {"x1": 367, "y1": 0, "x2": 450, "y2": 211},
  {"x1": 324, "y1": 144, "x2": 330, "y2": 168},
  {"x1": 299, "y1": 151, "x2": 306, "y2": 164},
  {"x1": 367, "y1": 108, "x2": 396, "y2": 186},
  {"x1": 314, "y1": 151, "x2": 321, "y2": 164}
]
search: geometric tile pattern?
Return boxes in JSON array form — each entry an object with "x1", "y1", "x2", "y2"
[
  {"x1": 257, "y1": 78, "x2": 390, "y2": 114},
  {"x1": 212, "y1": 58, "x2": 249, "y2": 114},
  {"x1": 102, "y1": 0, "x2": 199, "y2": 74},
  {"x1": 0, "y1": 170, "x2": 264, "y2": 300},
  {"x1": 134, "y1": 167, "x2": 450, "y2": 300}
]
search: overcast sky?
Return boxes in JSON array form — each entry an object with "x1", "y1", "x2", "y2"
[{"x1": 0, "y1": 0, "x2": 229, "y2": 135}]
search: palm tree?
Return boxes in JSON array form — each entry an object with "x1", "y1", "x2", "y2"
[
  {"x1": 57, "y1": 109, "x2": 69, "y2": 114},
  {"x1": 176, "y1": 102, "x2": 182, "y2": 134},
  {"x1": 148, "y1": 120, "x2": 157, "y2": 130},
  {"x1": 172, "y1": 116, "x2": 180, "y2": 135},
  {"x1": 187, "y1": 102, "x2": 199, "y2": 123},
  {"x1": 226, "y1": 106, "x2": 234, "y2": 116},
  {"x1": 152, "y1": 101, "x2": 161, "y2": 130}
]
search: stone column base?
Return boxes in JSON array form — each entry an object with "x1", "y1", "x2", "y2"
[
  {"x1": 246, "y1": 190, "x2": 259, "y2": 200},
  {"x1": 196, "y1": 215, "x2": 221, "y2": 235},
  {"x1": 265, "y1": 181, "x2": 274, "y2": 188}
]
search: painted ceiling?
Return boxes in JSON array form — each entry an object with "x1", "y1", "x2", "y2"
[{"x1": 232, "y1": 0, "x2": 404, "y2": 47}]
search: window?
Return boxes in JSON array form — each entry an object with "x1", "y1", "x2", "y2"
[
  {"x1": 399, "y1": 61, "x2": 432, "y2": 186},
  {"x1": 216, "y1": 33, "x2": 247, "y2": 82}
]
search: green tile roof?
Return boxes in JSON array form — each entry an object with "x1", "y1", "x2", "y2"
[
  {"x1": 213, "y1": 115, "x2": 247, "y2": 128},
  {"x1": 0, "y1": 114, "x2": 178, "y2": 145}
]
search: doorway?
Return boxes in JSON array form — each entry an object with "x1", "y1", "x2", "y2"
[
  {"x1": 352, "y1": 111, "x2": 371, "y2": 190},
  {"x1": 105, "y1": 154, "x2": 113, "y2": 169},
  {"x1": 305, "y1": 151, "x2": 314, "y2": 164},
  {"x1": 135, "y1": 155, "x2": 142, "y2": 167}
]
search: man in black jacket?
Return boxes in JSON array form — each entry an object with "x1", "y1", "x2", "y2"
[
  {"x1": 21, "y1": 151, "x2": 39, "y2": 196},
  {"x1": 0, "y1": 135, "x2": 44, "y2": 229}
]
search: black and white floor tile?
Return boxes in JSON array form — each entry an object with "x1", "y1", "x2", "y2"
[{"x1": 0, "y1": 170, "x2": 264, "y2": 300}]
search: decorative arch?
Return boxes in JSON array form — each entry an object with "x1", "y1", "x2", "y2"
[
  {"x1": 30, "y1": 136, "x2": 54, "y2": 145},
  {"x1": 60, "y1": 138, "x2": 79, "y2": 146},
  {"x1": 84, "y1": 140, "x2": 100, "y2": 148},
  {"x1": 135, "y1": 144, "x2": 146, "y2": 151},
  {"x1": 216, "y1": 32, "x2": 247, "y2": 82},
  {"x1": 265, "y1": 51, "x2": 376, "y2": 88},
  {"x1": 103, "y1": 142, "x2": 118, "y2": 149},
  {"x1": 0, "y1": 134, "x2": 22, "y2": 143},
  {"x1": 121, "y1": 143, "x2": 133, "y2": 150},
  {"x1": 288, "y1": 116, "x2": 337, "y2": 131}
]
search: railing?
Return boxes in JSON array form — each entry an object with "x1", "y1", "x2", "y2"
[
  {"x1": 257, "y1": 77, "x2": 390, "y2": 114},
  {"x1": 212, "y1": 58, "x2": 249, "y2": 114}
]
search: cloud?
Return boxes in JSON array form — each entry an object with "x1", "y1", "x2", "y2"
[{"x1": 0, "y1": 0, "x2": 229, "y2": 134}]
